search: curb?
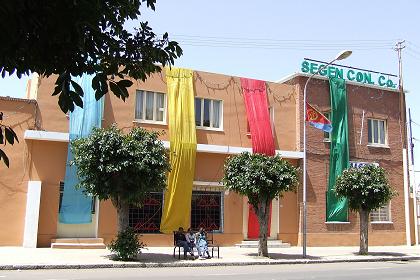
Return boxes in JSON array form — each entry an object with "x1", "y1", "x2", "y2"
[{"x1": 1, "y1": 256, "x2": 420, "y2": 270}]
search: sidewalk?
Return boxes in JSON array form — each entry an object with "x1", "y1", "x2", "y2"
[{"x1": 0, "y1": 246, "x2": 419, "y2": 270}]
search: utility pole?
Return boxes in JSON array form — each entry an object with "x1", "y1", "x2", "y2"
[
  {"x1": 395, "y1": 40, "x2": 406, "y2": 145},
  {"x1": 395, "y1": 40, "x2": 412, "y2": 245}
]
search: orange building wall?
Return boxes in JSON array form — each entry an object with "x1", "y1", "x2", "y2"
[
  {"x1": 34, "y1": 76, "x2": 69, "y2": 133},
  {"x1": 97, "y1": 199, "x2": 118, "y2": 245},
  {"x1": 0, "y1": 98, "x2": 37, "y2": 245},
  {"x1": 26, "y1": 140, "x2": 68, "y2": 247}
]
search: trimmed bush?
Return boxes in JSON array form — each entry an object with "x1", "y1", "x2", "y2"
[{"x1": 108, "y1": 228, "x2": 145, "y2": 261}]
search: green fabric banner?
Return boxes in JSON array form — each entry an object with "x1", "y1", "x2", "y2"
[{"x1": 327, "y1": 77, "x2": 349, "y2": 222}]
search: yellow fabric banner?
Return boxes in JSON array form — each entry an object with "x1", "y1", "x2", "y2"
[{"x1": 160, "y1": 67, "x2": 197, "y2": 233}]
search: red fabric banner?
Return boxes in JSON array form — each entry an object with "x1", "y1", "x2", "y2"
[
  {"x1": 240, "y1": 78, "x2": 275, "y2": 156},
  {"x1": 241, "y1": 78, "x2": 275, "y2": 239}
]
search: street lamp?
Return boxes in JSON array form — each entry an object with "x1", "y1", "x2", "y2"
[{"x1": 302, "y1": 50, "x2": 352, "y2": 258}]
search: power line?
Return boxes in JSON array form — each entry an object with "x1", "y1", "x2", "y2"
[
  {"x1": 407, "y1": 40, "x2": 420, "y2": 49},
  {"x1": 405, "y1": 51, "x2": 420, "y2": 61},
  {"x1": 165, "y1": 34, "x2": 420, "y2": 54},
  {"x1": 177, "y1": 40, "x2": 393, "y2": 47},
  {"x1": 163, "y1": 34, "x2": 397, "y2": 50},
  {"x1": 168, "y1": 34, "x2": 397, "y2": 43},
  {"x1": 179, "y1": 42, "x2": 393, "y2": 51},
  {"x1": 412, "y1": 120, "x2": 420, "y2": 127},
  {"x1": 407, "y1": 46, "x2": 420, "y2": 55}
]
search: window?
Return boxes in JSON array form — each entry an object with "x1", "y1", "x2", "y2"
[
  {"x1": 128, "y1": 191, "x2": 223, "y2": 233},
  {"x1": 191, "y1": 191, "x2": 222, "y2": 231},
  {"x1": 129, "y1": 192, "x2": 163, "y2": 233},
  {"x1": 135, "y1": 90, "x2": 166, "y2": 123},
  {"x1": 323, "y1": 112, "x2": 331, "y2": 141},
  {"x1": 368, "y1": 119, "x2": 387, "y2": 145},
  {"x1": 195, "y1": 98, "x2": 222, "y2": 129},
  {"x1": 370, "y1": 203, "x2": 391, "y2": 222}
]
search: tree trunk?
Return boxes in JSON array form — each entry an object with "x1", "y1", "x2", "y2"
[
  {"x1": 256, "y1": 198, "x2": 270, "y2": 257},
  {"x1": 117, "y1": 200, "x2": 130, "y2": 232},
  {"x1": 359, "y1": 208, "x2": 369, "y2": 255}
]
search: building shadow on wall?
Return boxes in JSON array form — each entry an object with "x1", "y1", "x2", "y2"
[{"x1": 102, "y1": 93, "x2": 116, "y2": 127}]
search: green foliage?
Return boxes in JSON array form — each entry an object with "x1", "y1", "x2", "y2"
[
  {"x1": 108, "y1": 227, "x2": 145, "y2": 261},
  {"x1": 0, "y1": 0, "x2": 182, "y2": 113},
  {"x1": 71, "y1": 125, "x2": 170, "y2": 207},
  {"x1": 222, "y1": 152, "x2": 299, "y2": 209},
  {"x1": 0, "y1": 112, "x2": 19, "y2": 167},
  {"x1": 335, "y1": 165, "x2": 396, "y2": 211}
]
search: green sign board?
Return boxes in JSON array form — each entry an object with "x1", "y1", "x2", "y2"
[{"x1": 301, "y1": 60, "x2": 397, "y2": 89}]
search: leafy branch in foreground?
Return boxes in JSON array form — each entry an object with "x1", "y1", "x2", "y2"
[
  {"x1": 0, "y1": 0, "x2": 183, "y2": 113},
  {"x1": 0, "y1": 112, "x2": 19, "y2": 167}
]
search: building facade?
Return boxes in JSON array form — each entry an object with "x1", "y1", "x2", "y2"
[{"x1": 0, "y1": 65, "x2": 414, "y2": 247}]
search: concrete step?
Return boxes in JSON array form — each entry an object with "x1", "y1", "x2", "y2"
[
  {"x1": 51, "y1": 243, "x2": 106, "y2": 249},
  {"x1": 235, "y1": 240, "x2": 291, "y2": 248},
  {"x1": 51, "y1": 238, "x2": 104, "y2": 244},
  {"x1": 51, "y1": 238, "x2": 106, "y2": 249}
]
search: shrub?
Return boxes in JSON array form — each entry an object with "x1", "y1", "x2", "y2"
[{"x1": 108, "y1": 228, "x2": 145, "y2": 261}]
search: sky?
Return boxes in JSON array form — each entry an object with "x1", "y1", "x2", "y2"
[{"x1": 1, "y1": 0, "x2": 419, "y2": 183}]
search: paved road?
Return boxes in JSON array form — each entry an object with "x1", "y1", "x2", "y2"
[{"x1": 1, "y1": 261, "x2": 420, "y2": 280}]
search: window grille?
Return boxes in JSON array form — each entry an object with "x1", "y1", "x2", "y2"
[
  {"x1": 129, "y1": 192, "x2": 163, "y2": 233},
  {"x1": 370, "y1": 203, "x2": 391, "y2": 222}
]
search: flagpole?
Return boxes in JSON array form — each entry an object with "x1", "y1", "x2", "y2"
[{"x1": 302, "y1": 51, "x2": 352, "y2": 258}]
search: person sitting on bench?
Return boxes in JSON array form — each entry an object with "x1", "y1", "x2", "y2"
[
  {"x1": 185, "y1": 228, "x2": 196, "y2": 252},
  {"x1": 197, "y1": 227, "x2": 211, "y2": 259},
  {"x1": 175, "y1": 227, "x2": 194, "y2": 258}
]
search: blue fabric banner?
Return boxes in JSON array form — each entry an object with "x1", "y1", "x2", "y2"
[{"x1": 59, "y1": 75, "x2": 104, "y2": 224}]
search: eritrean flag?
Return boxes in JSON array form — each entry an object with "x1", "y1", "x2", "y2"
[{"x1": 305, "y1": 102, "x2": 332, "y2": 133}]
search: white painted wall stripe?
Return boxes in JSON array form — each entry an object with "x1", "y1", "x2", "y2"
[
  {"x1": 24, "y1": 130, "x2": 69, "y2": 142},
  {"x1": 24, "y1": 130, "x2": 304, "y2": 159},
  {"x1": 23, "y1": 181, "x2": 42, "y2": 248}
]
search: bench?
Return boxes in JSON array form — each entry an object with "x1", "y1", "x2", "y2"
[
  {"x1": 206, "y1": 230, "x2": 220, "y2": 259},
  {"x1": 173, "y1": 230, "x2": 220, "y2": 259},
  {"x1": 173, "y1": 231, "x2": 184, "y2": 259},
  {"x1": 173, "y1": 231, "x2": 195, "y2": 259}
]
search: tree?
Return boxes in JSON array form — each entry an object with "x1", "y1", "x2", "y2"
[
  {"x1": 222, "y1": 152, "x2": 298, "y2": 257},
  {"x1": 71, "y1": 125, "x2": 170, "y2": 232},
  {"x1": 0, "y1": 0, "x2": 182, "y2": 113},
  {"x1": 335, "y1": 165, "x2": 396, "y2": 255},
  {"x1": 0, "y1": 112, "x2": 19, "y2": 167}
]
